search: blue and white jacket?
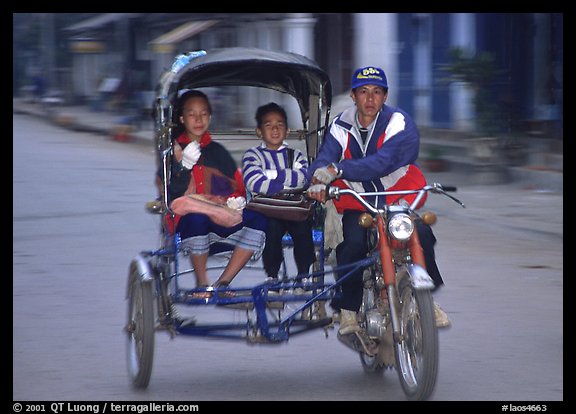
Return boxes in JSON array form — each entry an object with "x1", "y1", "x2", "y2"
[
  {"x1": 309, "y1": 104, "x2": 426, "y2": 212},
  {"x1": 242, "y1": 143, "x2": 309, "y2": 197}
]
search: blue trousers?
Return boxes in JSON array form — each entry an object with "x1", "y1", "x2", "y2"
[{"x1": 262, "y1": 218, "x2": 315, "y2": 278}]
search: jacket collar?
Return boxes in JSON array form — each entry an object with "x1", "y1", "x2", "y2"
[
  {"x1": 176, "y1": 131, "x2": 212, "y2": 148},
  {"x1": 336, "y1": 105, "x2": 382, "y2": 133}
]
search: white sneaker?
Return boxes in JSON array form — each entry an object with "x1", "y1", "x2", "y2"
[
  {"x1": 434, "y1": 302, "x2": 451, "y2": 328},
  {"x1": 331, "y1": 311, "x2": 340, "y2": 324},
  {"x1": 338, "y1": 309, "x2": 361, "y2": 335}
]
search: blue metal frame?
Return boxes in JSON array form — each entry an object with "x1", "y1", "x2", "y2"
[
  {"x1": 141, "y1": 48, "x2": 340, "y2": 345},
  {"x1": 142, "y1": 231, "x2": 376, "y2": 343}
]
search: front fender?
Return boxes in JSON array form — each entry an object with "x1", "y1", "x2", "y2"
[
  {"x1": 126, "y1": 254, "x2": 155, "y2": 299},
  {"x1": 405, "y1": 263, "x2": 435, "y2": 290}
]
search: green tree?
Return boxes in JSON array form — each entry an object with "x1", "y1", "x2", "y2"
[{"x1": 442, "y1": 47, "x2": 506, "y2": 135}]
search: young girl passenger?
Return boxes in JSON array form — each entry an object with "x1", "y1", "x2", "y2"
[
  {"x1": 242, "y1": 102, "x2": 315, "y2": 280},
  {"x1": 161, "y1": 90, "x2": 267, "y2": 297}
]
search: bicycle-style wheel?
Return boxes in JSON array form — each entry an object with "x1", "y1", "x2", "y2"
[
  {"x1": 394, "y1": 277, "x2": 438, "y2": 401},
  {"x1": 126, "y1": 263, "x2": 155, "y2": 389}
]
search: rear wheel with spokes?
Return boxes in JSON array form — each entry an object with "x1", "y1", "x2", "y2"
[{"x1": 126, "y1": 264, "x2": 155, "y2": 389}]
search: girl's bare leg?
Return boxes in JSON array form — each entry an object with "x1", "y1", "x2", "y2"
[
  {"x1": 191, "y1": 253, "x2": 210, "y2": 286},
  {"x1": 213, "y1": 247, "x2": 254, "y2": 286}
]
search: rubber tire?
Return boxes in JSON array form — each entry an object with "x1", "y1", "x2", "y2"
[
  {"x1": 126, "y1": 273, "x2": 155, "y2": 389},
  {"x1": 394, "y1": 279, "x2": 438, "y2": 401}
]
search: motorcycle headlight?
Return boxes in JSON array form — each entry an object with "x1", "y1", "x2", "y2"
[{"x1": 387, "y1": 213, "x2": 414, "y2": 241}]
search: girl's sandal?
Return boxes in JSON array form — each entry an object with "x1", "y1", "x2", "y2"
[
  {"x1": 212, "y1": 280, "x2": 236, "y2": 298},
  {"x1": 190, "y1": 284, "x2": 213, "y2": 299}
]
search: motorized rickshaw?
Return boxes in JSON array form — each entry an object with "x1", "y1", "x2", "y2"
[{"x1": 125, "y1": 47, "x2": 463, "y2": 400}]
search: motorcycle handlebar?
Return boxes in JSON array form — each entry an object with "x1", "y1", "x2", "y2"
[
  {"x1": 441, "y1": 185, "x2": 457, "y2": 192},
  {"x1": 320, "y1": 182, "x2": 465, "y2": 211}
]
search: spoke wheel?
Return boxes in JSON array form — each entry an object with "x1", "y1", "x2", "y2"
[
  {"x1": 126, "y1": 267, "x2": 155, "y2": 389},
  {"x1": 394, "y1": 280, "x2": 438, "y2": 401}
]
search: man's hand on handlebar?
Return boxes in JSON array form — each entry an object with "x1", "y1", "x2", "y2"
[
  {"x1": 307, "y1": 184, "x2": 329, "y2": 203},
  {"x1": 312, "y1": 164, "x2": 339, "y2": 185}
]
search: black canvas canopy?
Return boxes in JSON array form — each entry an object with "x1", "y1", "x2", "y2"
[{"x1": 156, "y1": 47, "x2": 332, "y2": 126}]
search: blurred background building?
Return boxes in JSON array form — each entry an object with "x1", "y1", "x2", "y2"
[{"x1": 13, "y1": 13, "x2": 563, "y2": 142}]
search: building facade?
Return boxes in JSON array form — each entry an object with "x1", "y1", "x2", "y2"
[{"x1": 18, "y1": 12, "x2": 563, "y2": 138}]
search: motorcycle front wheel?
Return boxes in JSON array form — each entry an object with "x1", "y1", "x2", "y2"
[{"x1": 394, "y1": 278, "x2": 438, "y2": 401}]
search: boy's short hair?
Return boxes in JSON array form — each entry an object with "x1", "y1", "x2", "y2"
[{"x1": 255, "y1": 102, "x2": 288, "y2": 128}]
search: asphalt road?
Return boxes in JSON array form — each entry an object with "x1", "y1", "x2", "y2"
[{"x1": 13, "y1": 114, "x2": 563, "y2": 402}]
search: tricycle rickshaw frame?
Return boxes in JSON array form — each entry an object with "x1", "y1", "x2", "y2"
[{"x1": 126, "y1": 47, "x2": 457, "y2": 400}]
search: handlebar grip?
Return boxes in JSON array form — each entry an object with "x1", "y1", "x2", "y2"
[{"x1": 442, "y1": 185, "x2": 457, "y2": 192}]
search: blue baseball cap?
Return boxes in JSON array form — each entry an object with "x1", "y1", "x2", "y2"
[{"x1": 351, "y1": 66, "x2": 388, "y2": 90}]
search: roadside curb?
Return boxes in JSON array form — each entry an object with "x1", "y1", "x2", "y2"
[{"x1": 14, "y1": 101, "x2": 154, "y2": 147}]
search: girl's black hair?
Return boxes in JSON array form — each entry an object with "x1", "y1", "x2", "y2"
[
  {"x1": 172, "y1": 90, "x2": 212, "y2": 138},
  {"x1": 177, "y1": 90, "x2": 212, "y2": 117}
]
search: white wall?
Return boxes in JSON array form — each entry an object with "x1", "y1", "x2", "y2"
[
  {"x1": 450, "y1": 13, "x2": 476, "y2": 131},
  {"x1": 353, "y1": 13, "x2": 399, "y2": 105}
]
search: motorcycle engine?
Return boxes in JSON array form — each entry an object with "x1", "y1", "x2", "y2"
[{"x1": 365, "y1": 308, "x2": 389, "y2": 339}]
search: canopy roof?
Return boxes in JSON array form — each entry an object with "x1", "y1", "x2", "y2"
[{"x1": 157, "y1": 47, "x2": 332, "y2": 125}]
